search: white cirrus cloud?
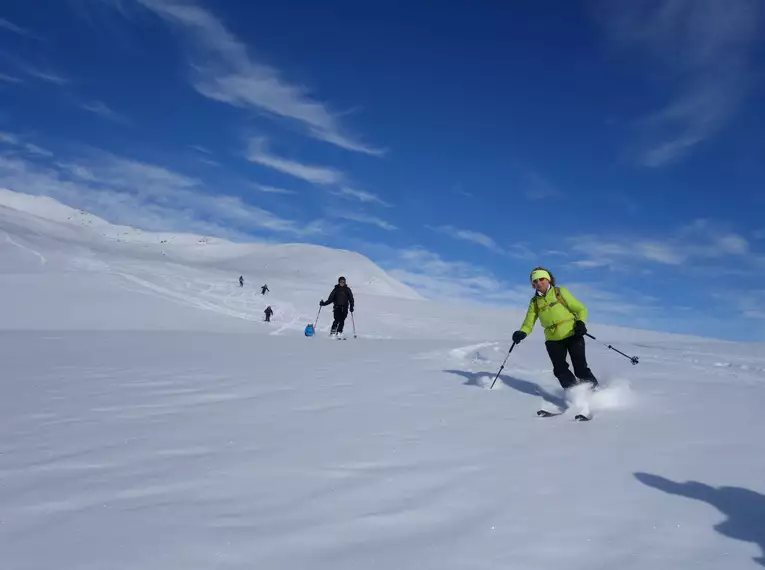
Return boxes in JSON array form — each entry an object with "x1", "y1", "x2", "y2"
[
  {"x1": 333, "y1": 186, "x2": 389, "y2": 207},
  {"x1": 0, "y1": 72, "x2": 23, "y2": 83},
  {"x1": 0, "y1": 141, "x2": 326, "y2": 240},
  {"x1": 22, "y1": 66, "x2": 70, "y2": 85},
  {"x1": 81, "y1": 100, "x2": 129, "y2": 123},
  {"x1": 387, "y1": 247, "x2": 529, "y2": 305},
  {"x1": 0, "y1": 73, "x2": 24, "y2": 84},
  {"x1": 429, "y1": 225, "x2": 504, "y2": 254},
  {"x1": 525, "y1": 171, "x2": 561, "y2": 200},
  {"x1": 568, "y1": 221, "x2": 751, "y2": 271},
  {"x1": 252, "y1": 183, "x2": 297, "y2": 196},
  {"x1": 0, "y1": 17, "x2": 36, "y2": 38},
  {"x1": 330, "y1": 210, "x2": 396, "y2": 231},
  {"x1": 0, "y1": 131, "x2": 54, "y2": 157},
  {"x1": 592, "y1": 0, "x2": 761, "y2": 167},
  {"x1": 247, "y1": 138, "x2": 343, "y2": 186},
  {"x1": 121, "y1": 0, "x2": 384, "y2": 156}
]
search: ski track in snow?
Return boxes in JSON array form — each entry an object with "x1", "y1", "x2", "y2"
[
  {"x1": 1, "y1": 189, "x2": 765, "y2": 569},
  {"x1": 4, "y1": 230, "x2": 47, "y2": 265}
]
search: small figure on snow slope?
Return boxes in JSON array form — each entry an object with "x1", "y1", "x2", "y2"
[
  {"x1": 239, "y1": 276, "x2": 244, "y2": 287},
  {"x1": 320, "y1": 276, "x2": 354, "y2": 338},
  {"x1": 264, "y1": 306, "x2": 273, "y2": 322},
  {"x1": 261, "y1": 284, "x2": 269, "y2": 295},
  {"x1": 512, "y1": 267, "x2": 598, "y2": 393}
]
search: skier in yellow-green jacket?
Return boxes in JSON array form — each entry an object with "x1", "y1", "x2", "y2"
[{"x1": 511, "y1": 267, "x2": 598, "y2": 390}]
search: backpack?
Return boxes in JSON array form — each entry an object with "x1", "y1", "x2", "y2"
[
  {"x1": 304, "y1": 324, "x2": 315, "y2": 337},
  {"x1": 533, "y1": 286, "x2": 571, "y2": 315}
]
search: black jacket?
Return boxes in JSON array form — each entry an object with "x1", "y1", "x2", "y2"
[{"x1": 322, "y1": 285, "x2": 354, "y2": 310}]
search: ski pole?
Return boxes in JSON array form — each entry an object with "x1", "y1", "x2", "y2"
[
  {"x1": 490, "y1": 342, "x2": 517, "y2": 389},
  {"x1": 351, "y1": 311, "x2": 357, "y2": 338},
  {"x1": 585, "y1": 333, "x2": 639, "y2": 365},
  {"x1": 313, "y1": 305, "x2": 322, "y2": 331}
]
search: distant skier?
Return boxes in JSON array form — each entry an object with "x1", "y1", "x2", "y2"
[
  {"x1": 239, "y1": 276, "x2": 244, "y2": 287},
  {"x1": 511, "y1": 267, "x2": 598, "y2": 391},
  {"x1": 320, "y1": 276, "x2": 354, "y2": 338},
  {"x1": 264, "y1": 306, "x2": 273, "y2": 322},
  {"x1": 261, "y1": 284, "x2": 269, "y2": 295}
]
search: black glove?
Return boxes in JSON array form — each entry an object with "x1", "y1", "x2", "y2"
[
  {"x1": 350, "y1": 307, "x2": 354, "y2": 313},
  {"x1": 319, "y1": 300, "x2": 325, "y2": 307},
  {"x1": 573, "y1": 320, "x2": 587, "y2": 336},
  {"x1": 512, "y1": 330, "x2": 527, "y2": 344}
]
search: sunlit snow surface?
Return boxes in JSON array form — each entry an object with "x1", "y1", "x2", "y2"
[{"x1": 1, "y1": 188, "x2": 764, "y2": 569}]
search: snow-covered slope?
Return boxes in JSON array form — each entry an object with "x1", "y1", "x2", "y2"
[
  {"x1": 0, "y1": 188, "x2": 706, "y2": 343},
  {"x1": 0, "y1": 187, "x2": 426, "y2": 334},
  {"x1": 1, "y1": 189, "x2": 764, "y2": 570}
]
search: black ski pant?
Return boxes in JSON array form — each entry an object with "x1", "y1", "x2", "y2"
[
  {"x1": 545, "y1": 334, "x2": 598, "y2": 389},
  {"x1": 331, "y1": 305, "x2": 349, "y2": 334}
]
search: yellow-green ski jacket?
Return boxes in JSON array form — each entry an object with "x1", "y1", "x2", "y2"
[{"x1": 520, "y1": 286, "x2": 588, "y2": 341}]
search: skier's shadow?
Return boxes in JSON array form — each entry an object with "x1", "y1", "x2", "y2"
[
  {"x1": 635, "y1": 472, "x2": 765, "y2": 567},
  {"x1": 443, "y1": 369, "x2": 566, "y2": 408}
]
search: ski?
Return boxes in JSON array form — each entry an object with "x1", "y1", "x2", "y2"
[
  {"x1": 537, "y1": 409, "x2": 592, "y2": 421},
  {"x1": 537, "y1": 409, "x2": 563, "y2": 417}
]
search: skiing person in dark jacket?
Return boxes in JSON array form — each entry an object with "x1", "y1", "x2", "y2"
[
  {"x1": 239, "y1": 276, "x2": 244, "y2": 287},
  {"x1": 261, "y1": 284, "x2": 269, "y2": 295},
  {"x1": 264, "y1": 306, "x2": 273, "y2": 322},
  {"x1": 320, "y1": 276, "x2": 354, "y2": 336}
]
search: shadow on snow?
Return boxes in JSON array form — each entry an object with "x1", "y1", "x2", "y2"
[
  {"x1": 443, "y1": 369, "x2": 566, "y2": 409},
  {"x1": 635, "y1": 472, "x2": 765, "y2": 567}
]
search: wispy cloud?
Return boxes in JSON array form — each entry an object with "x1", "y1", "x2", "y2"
[
  {"x1": 121, "y1": 0, "x2": 383, "y2": 155},
  {"x1": 428, "y1": 225, "x2": 536, "y2": 259},
  {"x1": 568, "y1": 220, "x2": 751, "y2": 269},
  {"x1": 246, "y1": 138, "x2": 390, "y2": 205},
  {"x1": 252, "y1": 183, "x2": 296, "y2": 196},
  {"x1": 564, "y1": 282, "x2": 658, "y2": 317},
  {"x1": 570, "y1": 259, "x2": 611, "y2": 269},
  {"x1": 247, "y1": 138, "x2": 343, "y2": 185},
  {"x1": 0, "y1": 54, "x2": 69, "y2": 84},
  {"x1": 525, "y1": 171, "x2": 560, "y2": 200},
  {"x1": 0, "y1": 72, "x2": 23, "y2": 84},
  {"x1": 429, "y1": 225, "x2": 504, "y2": 253},
  {"x1": 0, "y1": 131, "x2": 54, "y2": 157},
  {"x1": 453, "y1": 182, "x2": 473, "y2": 198},
  {"x1": 592, "y1": 0, "x2": 761, "y2": 167},
  {"x1": 333, "y1": 186, "x2": 389, "y2": 207},
  {"x1": 81, "y1": 100, "x2": 129, "y2": 123},
  {"x1": 331, "y1": 211, "x2": 396, "y2": 231},
  {"x1": 610, "y1": 192, "x2": 639, "y2": 214},
  {"x1": 0, "y1": 73, "x2": 24, "y2": 83},
  {"x1": 188, "y1": 145, "x2": 219, "y2": 166},
  {"x1": 0, "y1": 17, "x2": 36, "y2": 38},
  {"x1": 387, "y1": 247, "x2": 529, "y2": 305},
  {"x1": 23, "y1": 66, "x2": 70, "y2": 85},
  {"x1": 0, "y1": 143, "x2": 325, "y2": 239}
]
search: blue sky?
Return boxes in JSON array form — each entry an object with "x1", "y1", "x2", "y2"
[{"x1": 1, "y1": 0, "x2": 764, "y2": 340}]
